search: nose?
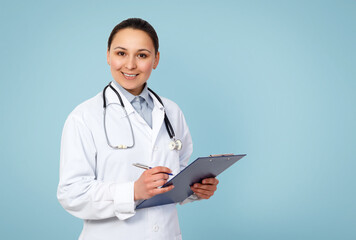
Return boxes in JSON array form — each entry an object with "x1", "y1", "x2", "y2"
[{"x1": 125, "y1": 56, "x2": 137, "y2": 70}]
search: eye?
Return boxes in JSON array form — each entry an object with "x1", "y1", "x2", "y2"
[
  {"x1": 138, "y1": 53, "x2": 147, "y2": 59},
  {"x1": 117, "y1": 51, "x2": 125, "y2": 56}
]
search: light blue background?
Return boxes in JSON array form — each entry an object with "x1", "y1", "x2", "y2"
[{"x1": 1, "y1": 0, "x2": 355, "y2": 239}]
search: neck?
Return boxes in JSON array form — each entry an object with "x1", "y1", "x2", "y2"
[{"x1": 126, "y1": 85, "x2": 145, "y2": 96}]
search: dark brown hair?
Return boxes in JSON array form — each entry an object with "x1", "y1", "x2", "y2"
[{"x1": 107, "y1": 18, "x2": 159, "y2": 54}]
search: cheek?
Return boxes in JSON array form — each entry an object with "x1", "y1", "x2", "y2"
[
  {"x1": 110, "y1": 58, "x2": 124, "y2": 70},
  {"x1": 139, "y1": 61, "x2": 154, "y2": 73}
]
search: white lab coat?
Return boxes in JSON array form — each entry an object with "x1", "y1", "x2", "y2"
[{"x1": 57, "y1": 82, "x2": 194, "y2": 240}]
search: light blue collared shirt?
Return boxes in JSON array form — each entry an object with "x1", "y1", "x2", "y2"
[{"x1": 113, "y1": 81, "x2": 154, "y2": 128}]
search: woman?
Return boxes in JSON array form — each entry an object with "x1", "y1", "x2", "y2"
[{"x1": 57, "y1": 18, "x2": 219, "y2": 240}]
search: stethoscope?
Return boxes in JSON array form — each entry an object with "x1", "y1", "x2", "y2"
[{"x1": 102, "y1": 83, "x2": 182, "y2": 151}]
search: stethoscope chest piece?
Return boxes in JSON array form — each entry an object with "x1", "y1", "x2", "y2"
[{"x1": 169, "y1": 139, "x2": 182, "y2": 151}]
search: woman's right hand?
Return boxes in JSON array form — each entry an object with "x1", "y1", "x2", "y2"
[{"x1": 134, "y1": 166, "x2": 174, "y2": 201}]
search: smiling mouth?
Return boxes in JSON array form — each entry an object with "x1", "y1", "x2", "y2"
[{"x1": 122, "y1": 72, "x2": 139, "y2": 77}]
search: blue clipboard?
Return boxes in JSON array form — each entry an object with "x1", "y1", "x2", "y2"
[{"x1": 136, "y1": 154, "x2": 246, "y2": 209}]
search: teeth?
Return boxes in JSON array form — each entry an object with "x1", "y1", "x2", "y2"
[{"x1": 123, "y1": 73, "x2": 137, "y2": 77}]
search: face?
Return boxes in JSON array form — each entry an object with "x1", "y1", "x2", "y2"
[{"x1": 107, "y1": 28, "x2": 160, "y2": 95}]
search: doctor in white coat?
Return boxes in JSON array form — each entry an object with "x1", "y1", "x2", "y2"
[{"x1": 57, "y1": 18, "x2": 219, "y2": 240}]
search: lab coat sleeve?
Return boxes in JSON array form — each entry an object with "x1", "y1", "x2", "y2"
[
  {"x1": 178, "y1": 110, "x2": 193, "y2": 171},
  {"x1": 177, "y1": 110, "x2": 201, "y2": 205},
  {"x1": 57, "y1": 114, "x2": 135, "y2": 220}
]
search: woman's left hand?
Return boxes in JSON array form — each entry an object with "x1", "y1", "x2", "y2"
[{"x1": 190, "y1": 178, "x2": 219, "y2": 199}]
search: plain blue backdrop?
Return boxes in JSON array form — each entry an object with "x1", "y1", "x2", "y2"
[{"x1": 1, "y1": 0, "x2": 355, "y2": 239}]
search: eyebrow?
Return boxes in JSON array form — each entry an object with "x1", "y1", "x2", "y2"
[{"x1": 113, "y1": 46, "x2": 151, "y2": 54}]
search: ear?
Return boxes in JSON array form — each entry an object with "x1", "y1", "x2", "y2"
[
  {"x1": 153, "y1": 51, "x2": 160, "y2": 69},
  {"x1": 107, "y1": 50, "x2": 110, "y2": 65}
]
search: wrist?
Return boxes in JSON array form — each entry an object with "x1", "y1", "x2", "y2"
[
  {"x1": 134, "y1": 181, "x2": 141, "y2": 201},
  {"x1": 134, "y1": 181, "x2": 138, "y2": 201}
]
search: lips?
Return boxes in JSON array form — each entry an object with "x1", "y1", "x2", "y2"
[{"x1": 122, "y1": 72, "x2": 139, "y2": 80}]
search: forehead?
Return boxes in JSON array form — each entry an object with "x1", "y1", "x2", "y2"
[{"x1": 111, "y1": 28, "x2": 154, "y2": 50}]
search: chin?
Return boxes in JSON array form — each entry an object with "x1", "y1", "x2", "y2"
[
  {"x1": 122, "y1": 82, "x2": 145, "y2": 94},
  {"x1": 122, "y1": 82, "x2": 140, "y2": 90}
]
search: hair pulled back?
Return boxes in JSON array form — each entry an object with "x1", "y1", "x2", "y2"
[{"x1": 107, "y1": 18, "x2": 159, "y2": 54}]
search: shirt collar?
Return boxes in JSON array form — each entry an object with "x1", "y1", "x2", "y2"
[{"x1": 112, "y1": 81, "x2": 154, "y2": 109}]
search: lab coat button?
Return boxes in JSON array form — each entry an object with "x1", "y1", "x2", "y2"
[{"x1": 153, "y1": 225, "x2": 159, "y2": 232}]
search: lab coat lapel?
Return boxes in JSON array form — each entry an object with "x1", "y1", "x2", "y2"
[{"x1": 151, "y1": 93, "x2": 165, "y2": 148}]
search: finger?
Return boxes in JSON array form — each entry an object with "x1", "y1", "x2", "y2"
[
  {"x1": 191, "y1": 187, "x2": 214, "y2": 196},
  {"x1": 192, "y1": 183, "x2": 217, "y2": 191},
  {"x1": 193, "y1": 191, "x2": 212, "y2": 199},
  {"x1": 149, "y1": 166, "x2": 172, "y2": 175},
  {"x1": 149, "y1": 185, "x2": 174, "y2": 197},
  {"x1": 202, "y1": 178, "x2": 219, "y2": 185},
  {"x1": 150, "y1": 173, "x2": 169, "y2": 182},
  {"x1": 148, "y1": 179, "x2": 167, "y2": 189}
]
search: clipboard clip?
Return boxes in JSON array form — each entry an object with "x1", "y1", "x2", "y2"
[{"x1": 209, "y1": 153, "x2": 234, "y2": 157}]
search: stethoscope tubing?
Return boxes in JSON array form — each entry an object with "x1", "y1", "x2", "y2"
[
  {"x1": 147, "y1": 87, "x2": 176, "y2": 140},
  {"x1": 102, "y1": 83, "x2": 178, "y2": 149}
]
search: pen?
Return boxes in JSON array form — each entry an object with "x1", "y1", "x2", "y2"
[{"x1": 132, "y1": 163, "x2": 173, "y2": 176}]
